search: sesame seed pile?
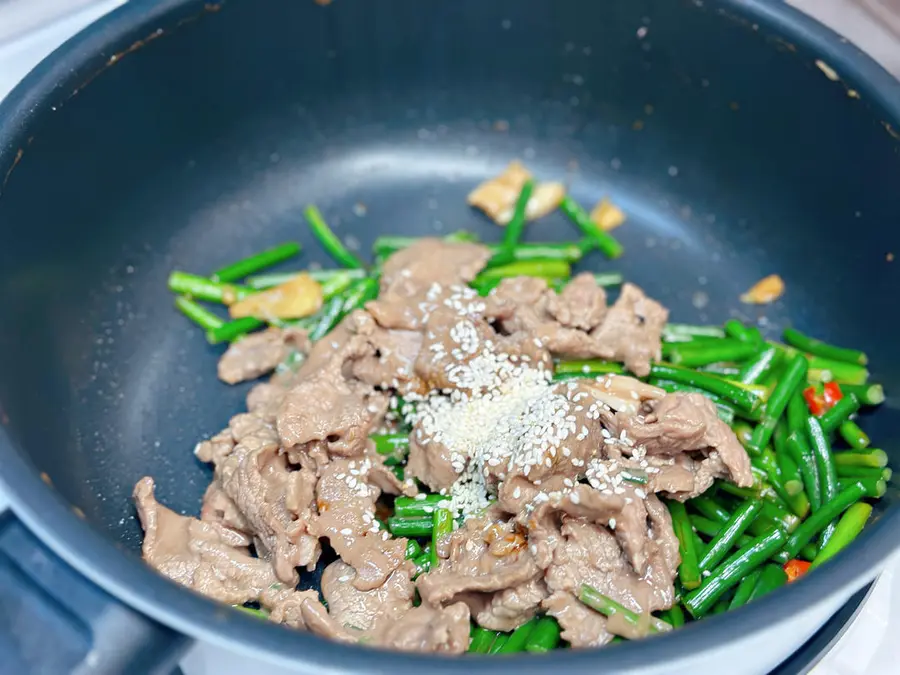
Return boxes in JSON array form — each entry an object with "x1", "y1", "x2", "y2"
[{"x1": 407, "y1": 286, "x2": 646, "y2": 519}]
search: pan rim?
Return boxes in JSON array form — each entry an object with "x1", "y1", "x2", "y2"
[{"x1": 0, "y1": 0, "x2": 899, "y2": 670}]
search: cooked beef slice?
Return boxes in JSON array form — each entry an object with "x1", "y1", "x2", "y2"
[
  {"x1": 590, "y1": 282, "x2": 668, "y2": 377},
  {"x1": 417, "y1": 516, "x2": 542, "y2": 629},
  {"x1": 277, "y1": 339, "x2": 388, "y2": 462},
  {"x1": 546, "y1": 272, "x2": 608, "y2": 331},
  {"x1": 367, "y1": 239, "x2": 491, "y2": 331},
  {"x1": 134, "y1": 477, "x2": 280, "y2": 605},
  {"x1": 264, "y1": 589, "x2": 327, "y2": 630},
  {"x1": 406, "y1": 430, "x2": 460, "y2": 493},
  {"x1": 614, "y1": 392, "x2": 752, "y2": 489},
  {"x1": 199, "y1": 480, "x2": 251, "y2": 533},
  {"x1": 217, "y1": 327, "x2": 309, "y2": 385},
  {"x1": 470, "y1": 576, "x2": 548, "y2": 632},
  {"x1": 376, "y1": 602, "x2": 471, "y2": 654},
  {"x1": 351, "y1": 324, "x2": 425, "y2": 394},
  {"x1": 543, "y1": 590, "x2": 613, "y2": 648},
  {"x1": 214, "y1": 417, "x2": 320, "y2": 583},
  {"x1": 193, "y1": 428, "x2": 235, "y2": 468},
  {"x1": 320, "y1": 560, "x2": 414, "y2": 632},
  {"x1": 544, "y1": 502, "x2": 678, "y2": 629},
  {"x1": 311, "y1": 456, "x2": 409, "y2": 591}
]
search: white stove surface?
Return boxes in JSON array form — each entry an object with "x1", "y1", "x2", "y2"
[{"x1": 0, "y1": 2, "x2": 898, "y2": 674}]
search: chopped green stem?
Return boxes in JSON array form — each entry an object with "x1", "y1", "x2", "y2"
[
  {"x1": 699, "y1": 500, "x2": 763, "y2": 572},
  {"x1": 649, "y1": 363, "x2": 762, "y2": 412},
  {"x1": 833, "y1": 449, "x2": 888, "y2": 469},
  {"x1": 758, "y1": 499, "x2": 800, "y2": 533},
  {"x1": 175, "y1": 296, "x2": 224, "y2": 332},
  {"x1": 497, "y1": 618, "x2": 539, "y2": 653},
  {"x1": 665, "y1": 339, "x2": 761, "y2": 369},
  {"x1": 246, "y1": 268, "x2": 366, "y2": 290},
  {"x1": 724, "y1": 319, "x2": 763, "y2": 344},
  {"x1": 737, "y1": 346, "x2": 780, "y2": 386},
  {"x1": 787, "y1": 389, "x2": 808, "y2": 435},
  {"x1": 234, "y1": 605, "x2": 269, "y2": 619},
  {"x1": 590, "y1": 272, "x2": 625, "y2": 287},
  {"x1": 838, "y1": 383, "x2": 885, "y2": 406},
  {"x1": 212, "y1": 242, "x2": 302, "y2": 283},
  {"x1": 806, "y1": 356, "x2": 869, "y2": 386},
  {"x1": 819, "y1": 395, "x2": 861, "y2": 435},
  {"x1": 432, "y1": 508, "x2": 453, "y2": 570},
  {"x1": 684, "y1": 529, "x2": 788, "y2": 618},
  {"x1": 559, "y1": 195, "x2": 625, "y2": 259},
  {"x1": 578, "y1": 585, "x2": 673, "y2": 634},
  {"x1": 774, "y1": 482, "x2": 867, "y2": 563},
  {"x1": 307, "y1": 294, "x2": 346, "y2": 341},
  {"x1": 206, "y1": 316, "x2": 265, "y2": 344},
  {"x1": 785, "y1": 432, "x2": 822, "y2": 511},
  {"x1": 475, "y1": 259, "x2": 571, "y2": 282},
  {"x1": 835, "y1": 466, "x2": 892, "y2": 480},
  {"x1": 370, "y1": 434, "x2": 410, "y2": 465},
  {"x1": 660, "y1": 604, "x2": 686, "y2": 628},
  {"x1": 523, "y1": 617, "x2": 561, "y2": 653},
  {"x1": 746, "y1": 564, "x2": 788, "y2": 603},
  {"x1": 554, "y1": 360, "x2": 626, "y2": 376},
  {"x1": 839, "y1": 420, "x2": 870, "y2": 449},
  {"x1": 490, "y1": 180, "x2": 535, "y2": 266},
  {"x1": 304, "y1": 204, "x2": 365, "y2": 269},
  {"x1": 747, "y1": 354, "x2": 808, "y2": 454},
  {"x1": 689, "y1": 496, "x2": 731, "y2": 525},
  {"x1": 840, "y1": 477, "x2": 886, "y2": 498},
  {"x1": 728, "y1": 568, "x2": 763, "y2": 610},
  {"x1": 319, "y1": 272, "x2": 363, "y2": 300},
  {"x1": 394, "y1": 494, "x2": 446, "y2": 518},
  {"x1": 468, "y1": 627, "x2": 497, "y2": 653},
  {"x1": 488, "y1": 634, "x2": 510, "y2": 654},
  {"x1": 810, "y1": 502, "x2": 872, "y2": 570},
  {"x1": 662, "y1": 323, "x2": 727, "y2": 342},
  {"x1": 668, "y1": 501, "x2": 702, "y2": 590},
  {"x1": 168, "y1": 271, "x2": 252, "y2": 304},
  {"x1": 807, "y1": 416, "x2": 839, "y2": 509},
  {"x1": 783, "y1": 328, "x2": 867, "y2": 366},
  {"x1": 387, "y1": 516, "x2": 433, "y2": 538},
  {"x1": 412, "y1": 552, "x2": 432, "y2": 578},
  {"x1": 405, "y1": 539, "x2": 423, "y2": 559},
  {"x1": 691, "y1": 516, "x2": 755, "y2": 550}
]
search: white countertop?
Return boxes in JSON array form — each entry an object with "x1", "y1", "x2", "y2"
[{"x1": 0, "y1": 1, "x2": 898, "y2": 673}]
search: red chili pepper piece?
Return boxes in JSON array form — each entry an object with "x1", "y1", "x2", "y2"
[
  {"x1": 783, "y1": 559, "x2": 811, "y2": 583},
  {"x1": 823, "y1": 381, "x2": 843, "y2": 407},
  {"x1": 803, "y1": 386, "x2": 826, "y2": 416}
]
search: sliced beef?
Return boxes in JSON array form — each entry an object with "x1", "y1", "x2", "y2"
[
  {"x1": 214, "y1": 417, "x2": 320, "y2": 583},
  {"x1": 615, "y1": 392, "x2": 753, "y2": 489},
  {"x1": 367, "y1": 239, "x2": 491, "y2": 331},
  {"x1": 590, "y1": 282, "x2": 668, "y2": 377},
  {"x1": 351, "y1": 325, "x2": 424, "y2": 394},
  {"x1": 199, "y1": 480, "x2": 251, "y2": 533},
  {"x1": 217, "y1": 327, "x2": 309, "y2": 385},
  {"x1": 406, "y1": 431, "x2": 460, "y2": 493},
  {"x1": 543, "y1": 591, "x2": 612, "y2": 648},
  {"x1": 320, "y1": 560, "x2": 414, "y2": 632},
  {"x1": 544, "y1": 497, "x2": 678, "y2": 632},
  {"x1": 377, "y1": 602, "x2": 471, "y2": 654},
  {"x1": 417, "y1": 516, "x2": 542, "y2": 631},
  {"x1": 471, "y1": 576, "x2": 548, "y2": 632},
  {"x1": 277, "y1": 335, "x2": 389, "y2": 463},
  {"x1": 133, "y1": 477, "x2": 280, "y2": 605},
  {"x1": 311, "y1": 456, "x2": 410, "y2": 590},
  {"x1": 579, "y1": 374, "x2": 666, "y2": 416},
  {"x1": 546, "y1": 272, "x2": 608, "y2": 331},
  {"x1": 265, "y1": 589, "x2": 328, "y2": 630},
  {"x1": 194, "y1": 428, "x2": 235, "y2": 468}
]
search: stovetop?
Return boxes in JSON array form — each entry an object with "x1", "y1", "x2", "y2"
[{"x1": 0, "y1": 1, "x2": 898, "y2": 673}]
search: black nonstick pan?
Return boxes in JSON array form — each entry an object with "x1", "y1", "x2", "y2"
[{"x1": 1, "y1": 1, "x2": 899, "y2": 673}]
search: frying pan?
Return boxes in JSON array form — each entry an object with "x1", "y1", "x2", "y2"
[{"x1": 0, "y1": 0, "x2": 899, "y2": 673}]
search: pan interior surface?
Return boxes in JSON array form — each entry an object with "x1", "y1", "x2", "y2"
[{"x1": 0, "y1": 0, "x2": 899, "y2": 667}]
